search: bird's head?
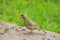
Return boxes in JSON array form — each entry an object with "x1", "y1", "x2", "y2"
[{"x1": 21, "y1": 13, "x2": 28, "y2": 19}]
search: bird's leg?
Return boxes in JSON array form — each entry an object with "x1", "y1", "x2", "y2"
[
  {"x1": 26, "y1": 30, "x2": 33, "y2": 35},
  {"x1": 29, "y1": 30, "x2": 32, "y2": 33}
]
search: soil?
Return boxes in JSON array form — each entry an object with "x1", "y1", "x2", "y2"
[{"x1": 0, "y1": 22, "x2": 60, "y2": 40}]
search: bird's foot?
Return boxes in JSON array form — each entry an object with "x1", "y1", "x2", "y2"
[{"x1": 23, "y1": 32, "x2": 33, "y2": 35}]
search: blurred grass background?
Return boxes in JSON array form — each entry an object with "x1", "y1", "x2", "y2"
[{"x1": 0, "y1": 0, "x2": 60, "y2": 33}]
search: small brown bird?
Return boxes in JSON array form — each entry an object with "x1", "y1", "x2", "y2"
[{"x1": 21, "y1": 14, "x2": 46, "y2": 34}]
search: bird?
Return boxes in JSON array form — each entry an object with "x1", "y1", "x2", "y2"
[{"x1": 21, "y1": 14, "x2": 46, "y2": 34}]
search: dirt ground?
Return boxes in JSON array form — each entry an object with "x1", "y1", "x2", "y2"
[{"x1": 0, "y1": 22, "x2": 60, "y2": 40}]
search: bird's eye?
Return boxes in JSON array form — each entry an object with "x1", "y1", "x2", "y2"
[{"x1": 21, "y1": 14, "x2": 24, "y2": 16}]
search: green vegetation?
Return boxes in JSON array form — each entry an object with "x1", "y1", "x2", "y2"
[{"x1": 0, "y1": 0, "x2": 60, "y2": 33}]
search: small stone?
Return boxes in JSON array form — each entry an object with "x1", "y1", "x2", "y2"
[
  {"x1": 4, "y1": 28, "x2": 9, "y2": 33},
  {"x1": 0, "y1": 33, "x2": 3, "y2": 35},
  {"x1": 22, "y1": 29, "x2": 26, "y2": 31},
  {"x1": 42, "y1": 38, "x2": 45, "y2": 40},
  {"x1": 53, "y1": 35, "x2": 55, "y2": 38},
  {"x1": 48, "y1": 39, "x2": 50, "y2": 40}
]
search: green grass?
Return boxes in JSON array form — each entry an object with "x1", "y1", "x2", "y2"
[{"x1": 0, "y1": 0, "x2": 60, "y2": 33}]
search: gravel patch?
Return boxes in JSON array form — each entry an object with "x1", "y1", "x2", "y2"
[{"x1": 0, "y1": 22, "x2": 60, "y2": 40}]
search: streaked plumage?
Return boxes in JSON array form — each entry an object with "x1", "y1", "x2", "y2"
[{"x1": 21, "y1": 14, "x2": 46, "y2": 33}]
